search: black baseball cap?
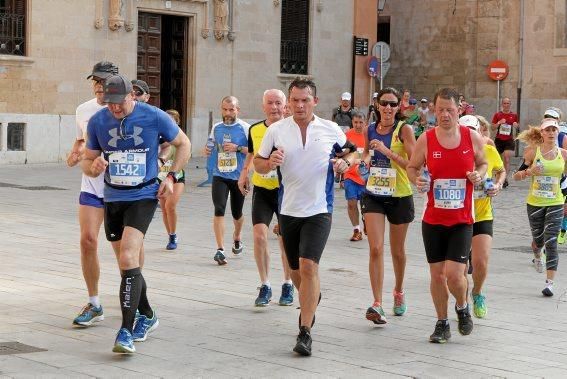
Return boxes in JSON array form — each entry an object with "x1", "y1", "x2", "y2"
[
  {"x1": 86, "y1": 61, "x2": 119, "y2": 80},
  {"x1": 131, "y1": 79, "x2": 150, "y2": 94},
  {"x1": 103, "y1": 74, "x2": 133, "y2": 104}
]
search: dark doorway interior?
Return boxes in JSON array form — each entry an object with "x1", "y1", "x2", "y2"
[
  {"x1": 137, "y1": 12, "x2": 188, "y2": 133},
  {"x1": 377, "y1": 16, "x2": 390, "y2": 44}
]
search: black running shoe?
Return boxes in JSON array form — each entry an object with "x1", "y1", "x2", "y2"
[
  {"x1": 456, "y1": 304, "x2": 474, "y2": 335},
  {"x1": 293, "y1": 326, "x2": 312, "y2": 356},
  {"x1": 429, "y1": 320, "x2": 451, "y2": 343}
]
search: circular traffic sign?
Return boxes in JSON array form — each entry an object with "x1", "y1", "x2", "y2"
[
  {"x1": 372, "y1": 42, "x2": 390, "y2": 62},
  {"x1": 368, "y1": 56, "x2": 378, "y2": 77},
  {"x1": 487, "y1": 60, "x2": 509, "y2": 81}
]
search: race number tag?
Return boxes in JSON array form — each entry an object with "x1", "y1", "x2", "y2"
[
  {"x1": 157, "y1": 159, "x2": 173, "y2": 181},
  {"x1": 366, "y1": 167, "x2": 396, "y2": 196},
  {"x1": 500, "y1": 123, "x2": 512, "y2": 136},
  {"x1": 260, "y1": 169, "x2": 277, "y2": 179},
  {"x1": 108, "y1": 152, "x2": 146, "y2": 186},
  {"x1": 433, "y1": 179, "x2": 466, "y2": 209},
  {"x1": 356, "y1": 147, "x2": 364, "y2": 159},
  {"x1": 532, "y1": 176, "x2": 559, "y2": 199},
  {"x1": 218, "y1": 151, "x2": 237, "y2": 173}
]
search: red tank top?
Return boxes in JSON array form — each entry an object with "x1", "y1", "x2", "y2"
[{"x1": 423, "y1": 126, "x2": 475, "y2": 226}]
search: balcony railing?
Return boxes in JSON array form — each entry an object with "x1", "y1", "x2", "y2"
[{"x1": 0, "y1": 13, "x2": 25, "y2": 56}]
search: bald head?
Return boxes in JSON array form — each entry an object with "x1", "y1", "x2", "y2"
[{"x1": 262, "y1": 89, "x2": 286, "y2": 125}]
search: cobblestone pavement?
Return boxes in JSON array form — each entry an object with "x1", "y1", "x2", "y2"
[{"x1": 0, "y1": 160, "x2": 566, "y2": 378}]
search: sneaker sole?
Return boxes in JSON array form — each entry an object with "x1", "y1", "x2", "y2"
[
  {"x1": 279, "y1": 300, "x2": 293, "y2": 306},
  {"x1": 133, "y1": 319, "x2": 160, "y2": 342},
  {"x1": 214, "y1": 257, "x2": 227, "y2": 265},
  {"x1": 73, "y1": 314, "x2": 104, "y2": 327},
  {"x1": 393, "y1": 307, "x2": 407, "y2": 316},
  {"x1": 112, "y1": 344, "x2": 135, "y2": 354},
  {"x1": 255, "y1": 300, "x2": 271, "y2": 307},
  {"x1": 542, "y1": 288, "x2": 554, "y2": 297},
  {"x1": 293, "y1": 343, "x2": 312, "y2": 356},
  {"x1": 166, "y1": 246, "x2": 177, "y2": 250},
  {"x1": 429, "y1": 336, "x2": 449, "y2": 344},
  {"x1": 366, "y1": 310, "x2": 387, "y2": 325}
]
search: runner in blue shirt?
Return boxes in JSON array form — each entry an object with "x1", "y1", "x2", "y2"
[{"x1": 82, "y1": 74, "x2": 191, "y2": 354}]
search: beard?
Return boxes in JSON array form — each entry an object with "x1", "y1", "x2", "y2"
[{"x1": 223, "y1": 116, "x2": 236, "y2": 124}]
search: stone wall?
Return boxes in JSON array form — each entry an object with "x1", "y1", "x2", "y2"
[{"x1": 0, "y1": 0, "x2": 356, "y2": 164}]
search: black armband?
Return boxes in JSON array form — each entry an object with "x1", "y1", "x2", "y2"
[{"x1": 516, "y1": 160, "x2": 529, "y2": 173}]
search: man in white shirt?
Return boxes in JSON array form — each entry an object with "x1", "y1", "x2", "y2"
[
  {"x1": 254, "y1": 78, "x2": 355, "y2": 356},
  {"x1": 67, "y1": 61, "x2": 118, "y2": 326}
]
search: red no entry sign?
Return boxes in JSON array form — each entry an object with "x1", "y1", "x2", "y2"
[{"x1": 487, "y1": 60, "x2": 509, "y2": 81}]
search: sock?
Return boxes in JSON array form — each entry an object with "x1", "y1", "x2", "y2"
[
  {"x1": 456, "y1": 303, "x2": 468, "y2": 311},
  {"x1": 218, "y1": 247, "x2": 224, "y2": 251},
  {"x1": 170, "y1": 232, "x2": 177, "y2": 237},
  {"x1": 119, "y1": 268, "x2": 143, "y2": 332},
  {"x1": 438, "y1": 318, "x2": 448, "y2": 324},
  {"x1": 372, "y1": 300, "x2": 381, "y2": 307},
  {"x1": 262, "y1": 281, "x2": 271, "y2": 288},
  {"x1": 393, "y1": 289, "x2": 404, "y2": 295},
  {"x1": 283, "y1": 279, "x2": 293, "y2": 285},
  {"x1": 89, "y1": 296, "x2": 100, "y2": 308},
  {"x1": 234, "y1": 240, "x2": 241, "y2": 248},
  {"x1": 354, "y1": 225, "x2": 360, "y2": 231},
  {"x1": 137, "y1": 275, "x2": 154, "y2": 319}
]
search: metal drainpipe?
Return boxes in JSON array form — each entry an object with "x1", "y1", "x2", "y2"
[{"x1": 516, "y1": 0, "x2": 525, "y2": 157}]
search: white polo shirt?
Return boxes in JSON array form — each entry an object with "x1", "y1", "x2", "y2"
[
  {"x1": 258, "y1": 115, "x2": 346, "y2": 217},
  {"x1": 75, "y1": 98, "x2": 105, "y2": 198}
]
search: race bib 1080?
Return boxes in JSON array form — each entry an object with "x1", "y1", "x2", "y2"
[{"x1": 433, "y1": 178, "x2": 466, "y2": 209}]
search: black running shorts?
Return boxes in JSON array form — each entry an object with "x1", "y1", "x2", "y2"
[
  {"x1": 279, "y1": 213, "x2": 332, "y2": 270},
  {"x1": 104, "y1": 199, "x2": 158, "y2": 241},
  {"x1": 473, "y1": 220, "x2": 493, "y2": 237},
  {"x1": 211, "y1": 176, "x2": 245, "y2": 219},
  {"x1": 360, "y1": 194, "x2": 415, "y2": 225},
  {"x1": 422, "y1": 222, "x2": 472, "y2": 264},
  {"x1": 252, "y1": 186, "x2": 279, "y2": 226},
  {"x1": 494, "y1": 138, "x2": 515, "y2": 154}
]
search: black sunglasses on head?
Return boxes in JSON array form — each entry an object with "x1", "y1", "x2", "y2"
[
  {"x1": 134, "y1": 89, "x2": 144, "y2": 97},
  {"x1": 379, "y1": 100, "x2": 399, "y2": 107}
]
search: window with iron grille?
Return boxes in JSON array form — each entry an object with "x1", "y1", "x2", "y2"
[
  {"x1": 0, "y1": 0, "x2": 26, "y2": 56},
  {"x1": 7, "y1": 122, "x2": 25, "y2": 151},
  {"x1": 280, "y1": 0, "x2": 309, "y2": 75}
]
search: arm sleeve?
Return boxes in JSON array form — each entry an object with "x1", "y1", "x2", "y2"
[
  {"x1": 86, "y1": 117, "x2": 101, "y2": 151},
  {"x1": 257, "y1": 126, "x2": 275, "y2": 158},
  {"x1": 157, "y1": 109, "x2": 180, "y2": 143},
  {"x1": 247, "y1": 126, "x2": 254, "y2": 153}
]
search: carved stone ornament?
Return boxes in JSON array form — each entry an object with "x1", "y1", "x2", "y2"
[
  {"x1": 94, "y1": 0, "x2": 104, "y2": 29},
  {"x1": 124, "y1": 0, "x2": 134, "y2": 32},
  {"x1": 108, "y1": 0, "x2": 124, "y2": 31},
  {"x1": 213, "y1": 0, "x2": 229, "y2": 40},
  {"x1": 273, "y1": 0, "x2": 280, "y2": 6}
]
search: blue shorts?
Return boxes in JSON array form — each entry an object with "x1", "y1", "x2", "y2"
[
  {"x1": 344, "y1": 179, "x2": 365, "y2": 201},
  {"x1": 79, "y1": 191, "x2": 104, "y2": 208}
]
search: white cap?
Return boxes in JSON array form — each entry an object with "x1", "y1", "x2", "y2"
[
  {"x1": 420, "y1": 98, "x2": 428, "y2": 103},
  {"x1": 459, "y1": 115, "x2": 480, "y2": 131},
  {"x1": 372, "y1": 92, "x2": 379, "y2": 99},
  {"x1": 341, "y1": 92, "x2": 352, "y2": 101},
  {"x1": 540, "y1": 118, "x2": 559, "y2": 130},
  {"x1": 544, "y1": 108, "x2": 561, "y2": 120}
]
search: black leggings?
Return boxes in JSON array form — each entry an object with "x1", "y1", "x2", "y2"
[
  {"x1": 527, "y1": 204, "x2": 563, "y2": 271},
  {"x1": 212, "y1": 176, "x2": 245, "y2": 219}
]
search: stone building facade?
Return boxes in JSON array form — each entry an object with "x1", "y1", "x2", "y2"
[
  {"x1": 0, "y1": 0, "x2": 378, "y2": 164},
  {"x1": 380, "y1": 0, "x2": 567, "y2": 127}
]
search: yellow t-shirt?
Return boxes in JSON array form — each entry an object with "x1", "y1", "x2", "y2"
[
  {"x1": 526, "y1": 147, "x2": 565, "y2": 207},
  {"x1": 249, "y1": 120, "x2": 279, "y2": 190},
  {"x1": 473, "y1": 144, "x2": 503, "y2": 222}
]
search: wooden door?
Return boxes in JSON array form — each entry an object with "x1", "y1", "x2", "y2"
[{"x1": 137, "y1": 12, "x2": 161, "y2": 107}]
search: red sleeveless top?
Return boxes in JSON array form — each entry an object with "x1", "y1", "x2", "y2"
[{"x1": 423, "y1": 126, "x2": 475, "y2": 226}]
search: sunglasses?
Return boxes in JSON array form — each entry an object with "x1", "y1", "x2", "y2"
[
  {"x1": 134, "y1": 90, "x2": 145, "y2": 97},
  {"x1": 379, "y1": 100, "x2": 399, "y2": 108},
  {"x1": 119, "y1": 117, "x2": 132, "y2": 140}
]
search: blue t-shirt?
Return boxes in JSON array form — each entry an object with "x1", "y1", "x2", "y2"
[
  {"x1": 86, "y1": 102, "x2": 180, "y2": 202},
  {"x1": 210, "y1": 121, "x2": 248, "y2": 180}
]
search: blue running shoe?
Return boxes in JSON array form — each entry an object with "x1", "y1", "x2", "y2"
[
  {"x1": 73, "y1": 303, "x2": 104, "y2": 327},
  {"x1": 214, "y1": 249, "x2": 227, "y2": 265},
  {"x1": 255, "y1": 285, "x2": 272, "y2": 306},
  {"x1": 112, "y1": 328, "x2": 135, "y2": 353},
  {"x1": 279, "y1": 283, "x2": 294, "y2": 306},
  {"x1": 166, "y1": 234, "x2": 178, "y2": 250},
  {"x1": 133, "y1": 311, "x2": 159, "y2": 342}
]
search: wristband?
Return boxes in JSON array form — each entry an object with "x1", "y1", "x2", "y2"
[
  {"x1": 166, "y1": 171, "x2": 178, "y2": 183},
  {"x1": 341, "y1": 158, "x2": 351, "y2": 167}
]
